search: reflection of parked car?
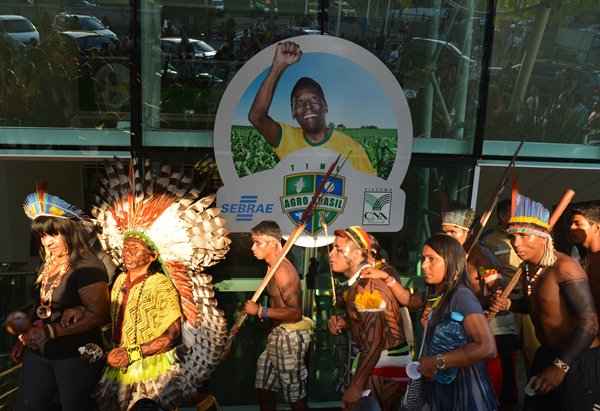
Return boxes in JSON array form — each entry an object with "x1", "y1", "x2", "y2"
[
  {"x1": 54, "y1": 13, "x2": 118, "y2": 42},
  {"x1": 161, "y1": 37, "x2": 217, "y2": 59},
  {"x1": 60, "y1": 30, "x2": 115, "y2": 53},
  {"x1": 0, "y1": 15, "x2": 39, "y2": 45}
]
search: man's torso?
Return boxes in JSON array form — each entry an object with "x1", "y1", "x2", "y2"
[{"x1": 266, "y1": 258, "x2": 302, "y2": 326}]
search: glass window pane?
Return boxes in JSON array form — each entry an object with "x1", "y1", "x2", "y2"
[
  {"x1": 328, "y1": 0, "x2": 488, "y2": 155},
  {"x1": 141, "y1": 0, "x2": 319, "y2": 144},
  {"x1": 0, "y1": 1, "x2": 131, "y2": 146},
  {"x1": 483, "y1": 3, "x2": 600, "y2": 159}
]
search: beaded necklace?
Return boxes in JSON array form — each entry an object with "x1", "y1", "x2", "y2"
[
  {"x1": 36, "y1": 254, "x2": 70, "y2": 319},
  {"x1": 525, "y1": 263, "x2": 544, "y2": 296}
]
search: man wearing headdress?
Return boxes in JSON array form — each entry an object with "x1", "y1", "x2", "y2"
[
  {"x1": 327, "y1": 226, "x2": 406, "y2": 411},
  {"x1": 92, "y1": 160, "x2": 230, "y2": 411},
  {"x1": 96, "y1": 234, "x2": 183, "y2": 410},
  {"x1": 248, "y1": 40, "x2": 376, "y2": 175},
  {"x1": 242, "y1": 220, "x2": 312, "y2": 411},
  {"x1": 490, "y1": 193, "x2": 600, "y2": 411},
  {"x1": 569, "y1": 202, "x2": 600, "y2": 316},
  {"x1": 440, "y1": 205, "x2": 504, "y2": 295}
]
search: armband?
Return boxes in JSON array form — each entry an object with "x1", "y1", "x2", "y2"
[{"x1": 127, "y1": 345, "x2": 143, "y2": 363}]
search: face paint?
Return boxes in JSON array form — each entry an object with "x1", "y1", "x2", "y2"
[{"x1": 123, "y1": 238, "x2": 156, "y2": 271}]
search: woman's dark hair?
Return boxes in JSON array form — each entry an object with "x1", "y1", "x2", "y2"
[
  {"x1": 424, "y1": 233, "x2": 471, "y2": 322},
  {"x1": 31, "y1": 216, "x2": 93, "y2": 267}
]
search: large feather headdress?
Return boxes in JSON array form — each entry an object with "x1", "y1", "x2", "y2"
[{"x1": 92, "y1": 158, "x2": 231, "y2": 405}]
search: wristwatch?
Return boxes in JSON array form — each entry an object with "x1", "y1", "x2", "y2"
[
  {"x1": 435, "y1": 354, "x2": 447, "y2": 371},
  {"x1": 552, "y1": 358, "x2": 570, "y2": 374}
]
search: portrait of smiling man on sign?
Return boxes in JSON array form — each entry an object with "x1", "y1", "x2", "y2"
[{"x1": 248, "y1": 40, "x2": 376, "y2": 176}]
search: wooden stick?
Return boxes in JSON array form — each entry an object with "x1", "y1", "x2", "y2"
[
  {"x1": 318, "y1": 211, "x2": 337, "y2": 306},
  {"x1": 489, "y1": 189, "x2": 575, "y2": 318},
  {"x1": 466, "y1": 141, "x2": 524, "y2": 258}
]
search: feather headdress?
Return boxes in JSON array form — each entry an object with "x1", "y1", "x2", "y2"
[
  {"x1": 441, "y1": 207, "x2": 475, "y2": 231},
  {"x1": 507, "y1": 183, "x2": 556, "y2": 267},
  {"x1": 23, "y1": 184, "x2": 84, "y2": 220},
  {"x1": 92, "y1": 158, "x2": 230, "y2": 408}
]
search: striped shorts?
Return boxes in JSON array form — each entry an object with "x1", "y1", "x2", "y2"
[{"x1": 255, "y1": 326, "x2": 312, "y2": 403}]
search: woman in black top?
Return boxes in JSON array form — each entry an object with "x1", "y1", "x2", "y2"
[{"x1": 15, "y1": 215, "x2": 110, "y2": 411}]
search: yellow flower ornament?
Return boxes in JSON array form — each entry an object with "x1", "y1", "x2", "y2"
[{"x1": 355, "y1": 290, "x2": 386, "y2": 312}]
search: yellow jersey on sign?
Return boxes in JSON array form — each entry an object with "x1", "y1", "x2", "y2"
[{"x1": 274, "y1": 123, "x2": 376, "y2": 175}]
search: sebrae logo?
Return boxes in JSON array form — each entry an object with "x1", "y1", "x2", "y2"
[
  {"x1": 281, "y1": 172, "x2": 346, "y2": 235},
  {"x1": 362, "y1": 189, "x2": 392, "y2": 225}
]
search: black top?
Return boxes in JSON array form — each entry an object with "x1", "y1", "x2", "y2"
[{"x1": 33, "y1": 254, "x2": 108, "y2": 359}]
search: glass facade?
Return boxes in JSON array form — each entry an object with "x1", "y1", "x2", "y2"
[{"x1": 0, "y1": 0, "x2": 599, "y2": 407}]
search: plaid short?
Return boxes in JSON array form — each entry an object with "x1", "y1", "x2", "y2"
[{"x1": 255, "y1": 326, "x2": 312, "y2": 403}]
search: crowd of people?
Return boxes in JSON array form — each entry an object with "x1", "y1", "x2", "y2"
[{"x1": 6, "y1": 160, "x2": 600, "y2": 411}]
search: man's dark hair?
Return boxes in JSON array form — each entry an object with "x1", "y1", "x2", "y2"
[
  {"x1": 251, "y1": 220, "x2": 282, "y2": 241},
  {"x1": 572, "y1": 202, "x2": 600, "y2": 225},
  {"x1": 290, "y1": 77, "x2": 327, "y2": 108},
  {"x1": 31, "y1": 215, "x2": 93, "y2": 266}
]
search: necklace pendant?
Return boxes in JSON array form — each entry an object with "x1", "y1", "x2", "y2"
[{"x1": 36, "y1": 304, "x2": 52, "y2": 319}]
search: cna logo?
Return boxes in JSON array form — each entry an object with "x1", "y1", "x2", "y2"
[
  {"x1": 221, "y1": 195, "x2": 274, "y2": 222},
  {"x1": 281, "y1": 172, "x2": 346, "y2": 235},
  {"x1": 363, "y1": 189, "x2": 392, "y2": 225}
]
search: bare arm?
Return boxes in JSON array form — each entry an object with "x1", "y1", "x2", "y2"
[
  {"x1": 420, "y1": 313, "x2": 496, "y2": 377},
  {"x1": 141, "y1": 320, "x2": 181, "y2": 357},
  {"x1": 248, "y1": 41, "x2": 301, "y2": 146},
  {"x1": 361, "y1": 267, "x2": 410, "y2": 306},
  {"x1": 54, "y1": 282, "x2": 110, "y2": 338},
  {"x1": 558, "y1": 279, "x2": 598, "y2": 364},
  {"x1": 440, "y1": 313, "x2": 497, "y2": 367}
]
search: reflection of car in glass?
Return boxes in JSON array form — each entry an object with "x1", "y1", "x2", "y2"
[
  {"x1": 161, "y1": 62, "x2": 223, "y2": 85},
  {"x1": 211, "y1": 0, "x2": 224, "y2": 11},
  {"x1": 60, "y1": 30, "x2": 115, "y2": 53},
  {"x1": 0, "y1": 15, "x2": 39, "y2": 45},
  {"x1": 53, "y1": 13, "x2": 118, "y2": 42},
  {"x1": 161, "y1": 37, "x2": 217, "y2": 59}
]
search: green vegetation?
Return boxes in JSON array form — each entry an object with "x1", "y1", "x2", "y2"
[{"x1": 231, "y1": 125, "x2": 398, "y2": 179}]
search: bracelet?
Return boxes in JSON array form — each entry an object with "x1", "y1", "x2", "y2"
[
  {"x1": 46, "y1": 324, "x2": 56, "y2": 339},
  {"x1": 261, "y1": 306, "x2": 269, "y2": 320},
  {"x1": 435, "y1": 354, "x2": 447, "y2": 370},
  {"x1": 126, "y1": 345, "x2": 143, "y2": 363},
  {"x1": 552, "y1": 358, "x2": 570, "y2": 374}
]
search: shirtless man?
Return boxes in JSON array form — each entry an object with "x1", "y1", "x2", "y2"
[
  {"x1": 243, "y1": 221, "x2": 312, "y2": 411},
  {"x1": 327, "y1": 226, "x2": 406, "y2": 411},
  {"x1": 569, "y1": 202, "x2": 600, "y2": 314},
  {"x1": 490, "y1": 193, "x2": 600, "y2": 411}
]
